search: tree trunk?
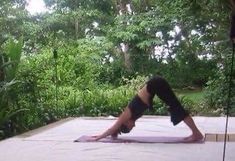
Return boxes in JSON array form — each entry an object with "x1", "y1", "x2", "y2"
[
  {"x1": 122, "y1": 43, "x2": 131, "y2": 71},
  {"x1": 117, "y1": 0, "x2": 132, "y2": 72},
  {"x1": 0, "y1": 55, "x2": 5, "y2": 81},
  {"x1": 75, "y1": 18, "x2": 79, "y2": 39}
]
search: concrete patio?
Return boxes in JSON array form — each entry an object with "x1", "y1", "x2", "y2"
[{"x1": 0, "y1": 116, "x2": 235, "y2": 161}]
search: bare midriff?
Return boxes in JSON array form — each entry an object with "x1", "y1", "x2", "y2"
[{"x1": 137, "y1": 85, "x2": 151, "y2": 106}]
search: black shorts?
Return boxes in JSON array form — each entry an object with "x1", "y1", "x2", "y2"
[{"x1": 146, "y1": 76, "x2": 189, "y2": 125}]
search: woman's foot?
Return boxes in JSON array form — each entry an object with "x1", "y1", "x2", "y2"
[{"x1": 183, "y1": 132, "x2": 204, "y2": 142}]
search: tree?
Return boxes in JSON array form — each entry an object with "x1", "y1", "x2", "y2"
[{"x1": 0, "y1": 0, "x2": 28, "y2": 44}]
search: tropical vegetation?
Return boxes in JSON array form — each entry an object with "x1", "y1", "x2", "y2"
[{"x1": 0, "y1": 0, "x2": 234, "y2": 140}]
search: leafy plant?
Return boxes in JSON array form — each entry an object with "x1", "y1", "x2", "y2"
[{"x1": 0, "y1": 37, "x2": 28, "y2": 139}]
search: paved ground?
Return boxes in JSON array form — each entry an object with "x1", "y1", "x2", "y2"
[{"x1": 0, "y1": 116, "x2": 235, "y2": 161}]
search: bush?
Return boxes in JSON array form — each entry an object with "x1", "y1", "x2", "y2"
[{"x1": 204, "y1": 72, "x2": 235, "y2": 116}]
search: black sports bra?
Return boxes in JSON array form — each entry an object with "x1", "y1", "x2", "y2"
[{"x1": 128, "y1": 95, "x2": 151, "y2": 121}]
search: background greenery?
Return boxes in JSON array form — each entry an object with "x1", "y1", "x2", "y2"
[{"x1": 0, "y1": 0, "x2": 234, "y2": 140}]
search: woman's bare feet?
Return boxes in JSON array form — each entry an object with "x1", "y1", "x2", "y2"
[
  {"x1": 183, "y1": 132, "x2": 204, "y2": 142},
  {"x1": 183, "y1": 116, "x2": 204, "y2": 142}
]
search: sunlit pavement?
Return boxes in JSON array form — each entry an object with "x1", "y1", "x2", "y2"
[{"x1": 0, "y1": 116, "x2": 235, "y2": 161}]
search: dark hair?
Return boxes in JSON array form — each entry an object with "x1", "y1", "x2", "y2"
[{"x1": 119, "y1": 124, "x2": 131, "y2": 134}]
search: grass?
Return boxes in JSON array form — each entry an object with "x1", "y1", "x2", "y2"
[{"x1": 176, "y1": 89, "x2": 205, "y2": 104}]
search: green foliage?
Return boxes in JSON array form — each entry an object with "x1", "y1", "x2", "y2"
[
  {"x1": 0, "y1": 37, "x2": 28, "y2": 139},
  {"x1": 178, "y1": 95, "x2": 202, "y2": 115},
  {"x1": 204, "y1": 72, "x2": 235, "y2": 116},
  {"x1": 202, "y1": 34, "x2": 235, "y2": 116},
  {"x1": 0, "y1": 0, "x2": 27, "y2": 44},
  {"x1": 2, "y1": 37, "x2": 23, "y2": 81},
  {"x1": 44, "y1": 0, "x2": 116, "y2": 14},
  {"x1": 0, "y1": 0, "x2": 234, "y2": 140}
]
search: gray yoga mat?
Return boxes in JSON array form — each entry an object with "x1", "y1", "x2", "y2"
[{"x1": 74, "y1": 135, "x2": 205, "y2": 143}]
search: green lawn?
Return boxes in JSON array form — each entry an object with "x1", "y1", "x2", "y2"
[{"x1": 176, "y1": 89, "x2": 205, "y2": 104}]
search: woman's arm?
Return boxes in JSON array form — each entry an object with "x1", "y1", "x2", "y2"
[{"x1": 92, "y1": 107, "x2": 132, "y2": 141}]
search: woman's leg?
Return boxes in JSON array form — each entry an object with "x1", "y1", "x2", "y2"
[
  {"x1": 183, "y1": 116, "x2": 204, "y2": 141},
  {"x1": 146, "y1": 76, "x2": 204, "y2": 141},
  {"x1": 147, "y1": 76, "x2": 189, "y2": 125}
]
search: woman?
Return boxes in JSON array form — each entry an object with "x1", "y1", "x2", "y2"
[{"x1": 89, "y1": 76, "x2": 203, "y2": 142}]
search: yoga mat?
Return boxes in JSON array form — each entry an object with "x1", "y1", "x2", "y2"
[{"x1": 74, "y1": 135, "x2": 205, "y2": 143}]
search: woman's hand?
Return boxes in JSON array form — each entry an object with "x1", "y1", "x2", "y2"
[
  {"x1": 87, "y1": 107, "x2": 131, "y2": 142},
  {"x1": 111, "y1": 132, "x2": 118, "y2": 140},
  {"x1": 86, "y1": 135, "x2": 101, "y2": 142}
]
